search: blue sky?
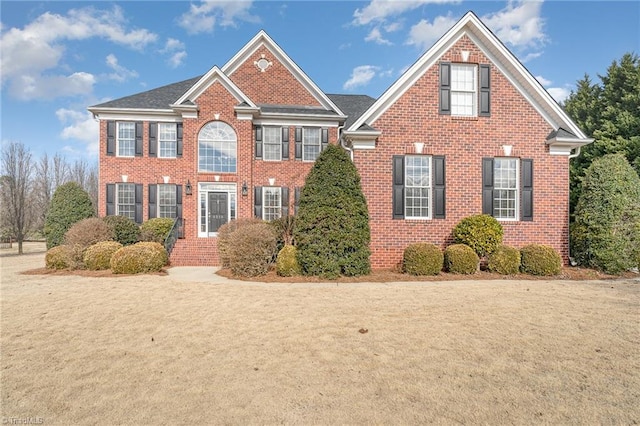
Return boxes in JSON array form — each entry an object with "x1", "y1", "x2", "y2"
[{"x1": 1, "y1": 0, "x2": 638, "y2": 161}]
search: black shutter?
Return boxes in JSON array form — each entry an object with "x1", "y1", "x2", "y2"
[
  {"x1": 321, "y1": 128, "x2": 329, "y2": 151},
  {"x1": 135, "y1": 122, "x2": 143, "y2": 157},
  {"x1": 148, "y1": 123, "x2": 157, "y2": 157},
  {"x1": 254, "y1": 186, "x2": 263, "y2": 218},
  {"x1": 439, "y1": 62, "x2": 451, "y2": 115},
  {"x1": 482, "y1": 158, "x2": 494, "y2": 215},
  {"x1": 479, "y1": 64, "x2": 491, "y2": 117},
  {"x1": 281, "y1": 187, "x2": 290, "y2": 217},
  {"x1": 255, "y1": 126, "x2": 263, "y2": 159},
  {"x1": 106, "y1": 184, "x2": 115, "y2": 215},
  {"x1": 295, "y1": 127, "x2": 302, "y2": 159},
  {"x1": 148, "y1": 184, "x2": 157, "y2": 218},
  {"x1": 281, "y1": 127, "x2": 289, "y2": 159},
  {"x1": 176, "y1": 184, "x2": 183, "y2": 219},
  {"x1": 433, "y1": 156, "x2": 446, "y2": 219},
  {"x1": 521, "y1": 159, "x2": 533, "y2": 221},
  {"x1": 294, "y1": 187, "x2": 301, "y2": 215},
  {"x1": 392, "y1": 155, "x2": 405, "y2": 219},
  {"x1": 135, "y1": 184, "x2": 143, "y2": 224},
  {"x1": 107, "y1": 121, "x2": 116, "y2": 156},
  {"x1": 176, "y1": 123, "x2": 183, "y2": 158}
]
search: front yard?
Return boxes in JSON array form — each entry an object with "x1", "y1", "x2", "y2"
[{"x1": 1, "y1": 247, "x2": 638, "y2": 424}]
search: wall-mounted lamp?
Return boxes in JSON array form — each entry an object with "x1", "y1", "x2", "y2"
[
  {"x1": 241, "y1": 182, "x2": 248, "y2": 196},
  {"x1": 185, "y1": 179, "x2": 192, "y2": 195}
]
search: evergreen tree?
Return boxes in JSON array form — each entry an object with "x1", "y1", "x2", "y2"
[
  {"x1": 293, "y1": 145, "x2": 371, "y2": 278},
  {"x1": 44, "y1": 182, "x2": 95, "y2": 249}
]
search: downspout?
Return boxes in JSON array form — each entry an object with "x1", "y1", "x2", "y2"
[
  {"x1": 568, "y1": 146, "x2": 581, "y2": 159},
  {"x1": 338, "y1": 124, "x2": 353, "y2": 161}
]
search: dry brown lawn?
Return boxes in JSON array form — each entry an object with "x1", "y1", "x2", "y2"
[{"x1": 1, "y1": 243, "x2": 639, "y2": 425}]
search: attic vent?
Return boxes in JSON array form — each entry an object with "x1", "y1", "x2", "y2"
[{"x1": 255, "y1": 54, "x2": 272, "y2": 72}]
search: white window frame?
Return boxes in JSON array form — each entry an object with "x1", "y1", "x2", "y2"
[
  {"x1": 116, "y1": 183, "x2": 136, "y2": 221},
  {"x1": 116, "y1": 122, "x2": 135, "y2": 157},
  {"x1": 198, "y1": 183, "x2": 237, "y2": 237},
  {"x1": 198, "y1": 121, "x2": 237, "y2": 173},
  {"x1": 158, "y1": 184, "x2": 177, "y2": 218},
  {"x1": 404, "y1": 155, "x2": 432, "y2": 220},
  {"x1": 451, "y1": 64, "x2": 477, "y2": 117},
  {"x1": 303, "y1": 127, "x2": 321, "y2": 162},
  {"x1": 158, "y1": 123, "x2": 177, "y2": 159},
  {"x1": 263, "y1": 126, "x2": 282, "y2": 161},
  {"x1": 493, "y1": 158, "x2": 519, "y2": 221},
  {"x1": 262, "y1": 187, "x2": 282, "y2": 221}
]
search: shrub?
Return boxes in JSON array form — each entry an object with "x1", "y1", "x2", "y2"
[
  {"x1": 487, "y1": 245, "x2": 521, "y2": 275},
  {"x1": 84, "y1": 241, "x2": 123, "y2": 270},
  {"x1": 520, "y1": 244, "x2": 562, "y2": 276},
  {"x1": 571, "y1": 154, "x2": 640, "y2": 274},
  {"x1": 140, "y1": 218, "x2": 175, "y2": 244},
  {"x1": 44, "y1": 182, "x2": 95, "y2": 249},
  {"x1": 103, "y1": 215, "x2": 140, "y2": 246},
  {"x1": 403, "y1": 243, "x2": 443, "y2": 276},
  {"x1": 444, "y1": 244, "x2": 479, "y2": 274},
  {"x1": 294, "y1": 145, "x2": 371, "y2": 279},
  {"x1": 217, "y1": 218, "x2": 265, "y2": 268},
  {"x1": 45, "y1": 244, "x2": 84, "y2": 270},
  {"x1": 270, "y1": 215, "x2": 296, "y2": 252},
  {"x1": 452, "y1": 214, "x2": 503, "y2": 257},
  {"x1": 110, "y1": 242, "x2": 168, "y2": 274},
  {"x1": 63, "y1": 217, "x2": 113, "y2": 251},
  {"x1": 276, "y1": 245, "x2": 302, "y2": 276},
  {"x1": 228, "y1": 222, "x2": 277, "y2": 277}
]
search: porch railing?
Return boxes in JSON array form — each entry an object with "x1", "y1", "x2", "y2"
[{"x1": 164, "y1": 217, "x2": 183, "y2": 256}]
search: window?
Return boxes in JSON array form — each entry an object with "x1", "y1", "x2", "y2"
[
  {"x1": 263, "y1": 127, "x2": 282, "y2": 161},
  {"x1": 404, "y1": 156, "x2": 431, "y2": 219},
  {"x1": 451, "y1": 64, "x2": 477, "y2": 116},
  {"x1": 263, "y1": 187, "x2": 282, "y2": 221},
  {"x1": 158, "y1": 184, "x2": 177, "y2": 218},
  {"x1": 117, "y1": 183, "x2": 136, "y2": 221},
  {"x1": 117, "y1": 122, "x2": 135, "y2": 157},
  {"x1": 198, "y1": 121, "x2": 237, "y2": 173},
  {"x1": 303, "y1": 128, "x2": 321, "y2": 161},
  {"x1": 493, "y1": 158, "x2": 518, "y2": 220},
  {"x1": 158, "y1": 123, "x2": 177, "y2": 158}
]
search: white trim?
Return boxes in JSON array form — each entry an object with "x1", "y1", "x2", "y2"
[
  {"x1": 493, "y1": 157, "x2": 519, "y2": 221},
  {"x1": 88, "y1": 109, "x2": 181, "y2": 122},
  {"x1": 198, "y1": 183, "x2": 237, "y2": 238},
  {"x1": 253, "y1": 118, "x2": 341, "y2": 128},
  {"x1": 262, "y1": 186, "x2": 282, "y2": 221},
  {"x1": 173, "y1": 66, "x2": 256, "y2": 109},
  {"x1": 115, "y1": 121, "x2": 135, "y2": 158},
  {"x1": 404, "y1": 155, "x2": 433, "y2": 220},
  {"x1": 547, "y1": 136, "x2": 594, "y2": 156}
]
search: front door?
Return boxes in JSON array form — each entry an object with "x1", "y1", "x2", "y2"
[{"x1": 208, "y1": 192, "x2": 228, "y2": 233}]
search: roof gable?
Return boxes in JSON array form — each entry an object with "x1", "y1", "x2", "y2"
[
  {"x1": 173, "y1": 66, "x2": 256, "y2": 108},
  {"x1": 348, "y1": 11, "x2": 589, "y2": 140}
]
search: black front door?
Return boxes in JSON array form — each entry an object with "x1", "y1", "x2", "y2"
[{"x1": 208, "y1": 192, "x2": 228, "y2": 233}]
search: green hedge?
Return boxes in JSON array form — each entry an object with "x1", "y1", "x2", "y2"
[
  {"x1": 452, "y1": 214, "x2": 503, "y2": 257},
  {"x1": 520, "y1": 244, "x2": 562, "y2": 276},
  {"x1": 403, "y1": 243, "x2": 443, "y2": 276},
  {"x1": 444, "y1": 244, "x2": 479, "y2": 274}
]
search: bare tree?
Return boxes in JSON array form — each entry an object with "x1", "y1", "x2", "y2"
[
  {"x1": 70, "y1": 158, "x2": 98, "y2": 214},
  {"x1": 0, "y1": 142, "x2": 34, "y2": 254},
  {"x1": 32, "y1": 153, "x2": 70, "y2": 232}
]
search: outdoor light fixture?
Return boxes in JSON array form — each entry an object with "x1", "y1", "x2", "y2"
[
  {"x1": 241, "y1": 182, "x2": 248, "y2": 196},
  {"x1": 185, "y1": 180, "x2": 192, "y2": 195}
]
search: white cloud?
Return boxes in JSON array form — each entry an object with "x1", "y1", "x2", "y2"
[
  {"x1": 168, "y1": 51, "x2": 188, "y2": 69},
  {"x1": 0, "y1": 6, "x2": 157, "y2": 101},
  {"x1": 178, "y1": 0, "x2": 259, "y2": 34},
  {"x1": 406, "y1": 14, "x2": 458, "y2": 51},
  {"x1": 56, "y1": 108, "x2": 100, "y2": 156},
  {"x1": 384, "y1": 21, "x2": 403, "y2": 33},
  {"x1": 482, "y1": 1, "x2": 546, "y2": 48},
  {"x1": 105, "y1": 54, "x2": 139, "y2": 82},
  {"x1": 353, "y1": 0, "x2": 460, "y2": 26},
  {"x1": 343, "y1": 65, "x2": 380, "y2": 90},
  {"x1": 535, "y1": 75, "x2": 552, "y2": 86},
  {"x1": 365, "y1": 27, "x2": 392, "y2": 45},
  {"x1": 520, "y1": 51, "x2": 544, "y2": 63},
  {"x1": 161, "y1": 38, "x2": 187, "y2": 68},
  {"x1": 547, "y1": 86, "x2": 571, "y2": 103}
]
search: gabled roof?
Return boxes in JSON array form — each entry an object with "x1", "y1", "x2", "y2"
[
  {"x1": 222, "y1": 30, "x2": 345, "y2": 117},
  {"x1": 172, "y1": 66, "x2": 256, "y2": 108},
  {"x1": 348, "y1": 11, "x2": 590, "y2": 141}
]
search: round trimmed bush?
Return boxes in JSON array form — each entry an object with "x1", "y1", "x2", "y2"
[
  {"x1": 64, "y1": 217, "x2": 113, "y2": 250},
  {"x1": 403, "y1": 243, "x2": 443, "y2": 276},
  {"x1": 140, "y1": 218, "x2": 175, "y2": 244},
  {"x1": 444, "y1": 244, "x2": 479, "y2": 274},
  {"x1": 276, "y1": 245, "x2": 302, "y2": 277},
  {"x1": 217, "y1": 218, "x2": 265, "y2": 268},
  {"x1": 452, "y1": 214, "x2": 503, "y2": 257},
  {"x1": 110, "y1": 242, "x2": 168, "y2": 274},
  {"x1": 45, "y1": 244, "x2": 84, "y2": 270},
  {"x1": 84, "y1": 241, "x2": 123, "y2": 270},
  {"x1": 103, "y1": 215, "x2": 140, "y2": 246},
  {"x1": 487, "y1": 245, "x2": 521, "y2": 275},
  {"x1": 44, "y1": 182, "x2": 95, "y2": 249},
  {"x1": 228, "y1": 222, "x2": 277, "y2": 277},
  {"x1": 520, "y1": 244, "x2": 562, "y2": 276}
]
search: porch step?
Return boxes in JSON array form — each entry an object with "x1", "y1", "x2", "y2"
[{"x1": 169, "y1": 238, "x2": 220, "y2": 266}]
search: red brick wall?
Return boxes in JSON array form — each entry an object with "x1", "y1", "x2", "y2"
[{"x1": 355, "y1": 35, "x2": 570, "y2": 269}]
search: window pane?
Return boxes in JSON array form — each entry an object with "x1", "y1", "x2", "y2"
[
  {"x1": 198, "y1": 121, "x2": 237, "y2": 173},
  {"x1": 451, "y1": 64, "x2": 476, "y2": 117},
  {"x1": 117, "y1": 183, "x2": 135, "y2": 221},
  {"x1": 118, "y1": 122, "x2": 135, "y2": 157},
  {"x1": 303, "y1": 128, "x2": 321, "y2": 161},
  {"x1": 404, "y1": 156, "x2": 430, "y2": 218},
  {"x1": 263, "y1": 187, "x2": 282, "y2": 221},
  {"x1": 263, "y1": 127, "x2": 282, "y2": 161},
  {"x1": 493, "y1": 159, "x2": 518, "y2": 219},
  {"x1": 158, "y1": 184, "x2": 177, "y2": 218},
  {"x1": 159, "y1": 123, "x2": 177, "y2": 158}
]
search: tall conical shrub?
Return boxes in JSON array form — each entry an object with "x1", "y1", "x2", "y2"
[{"x1": 44, "y1": 182, "x2": 95, "y2": 249}]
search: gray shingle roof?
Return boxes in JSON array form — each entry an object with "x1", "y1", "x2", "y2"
[
  {"x1": 90, "y1": 76, "x2": 202, "y2": 109},
  {"x1": 547, "y1": 127, "x2": 578, "y2": 140},
  {"x1": 327, "y1": 94, "x2": 376, "y2": 128}
]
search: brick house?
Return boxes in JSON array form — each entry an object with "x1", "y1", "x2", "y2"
[{"x1": 88, "y1": 11, "x2": 592, "y2": 268}]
